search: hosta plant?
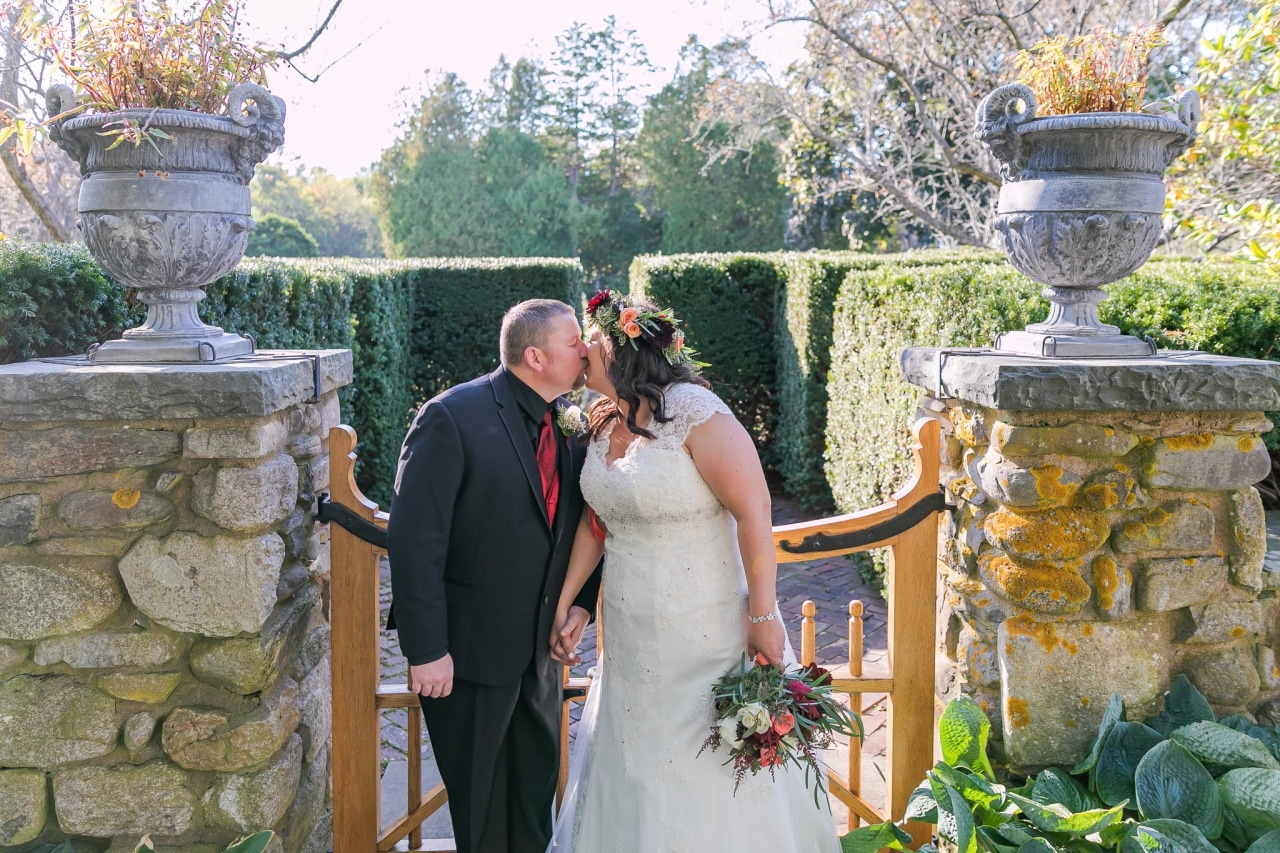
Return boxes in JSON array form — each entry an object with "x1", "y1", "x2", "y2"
[{"x1": 842, "y1": 678, "x2": 1280, "y2": 853}]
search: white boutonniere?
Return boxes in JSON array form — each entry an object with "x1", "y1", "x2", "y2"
[{"x1": 556, "y1": 403, "x2": 588, "y2": 438}]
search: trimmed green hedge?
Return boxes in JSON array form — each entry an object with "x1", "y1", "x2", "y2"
[
  {"x1": 826, "y1": 259, "x2": 1280, "y2": 532},
  {"x1": 0, "y1": 245, "x2": 583, "y2": 506}
]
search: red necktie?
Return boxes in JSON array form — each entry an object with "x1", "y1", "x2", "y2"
[{"x1": 537, "y1": 409, "x2": 560, "y2": 524}]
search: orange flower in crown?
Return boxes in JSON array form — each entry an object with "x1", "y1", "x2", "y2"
[{"x1": 585, "y1": 289, "x2": 703, "y2": 368}]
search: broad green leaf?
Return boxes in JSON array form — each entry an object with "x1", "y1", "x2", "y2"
[
  {"x1": 1217, "y1": 769, "x2": 1280, "y2": 832},
  {"x1": 1097, "y1": 723, "x2": 1167, "y2": 807},
  {"x1": 932, "y1": 775, "x2": 979, "y2": 853},
  {"x1": 1034, "y1": 767, "x2": 1103, "y2": 814},
  {"x1": 1171, "y1": 722, "x2": 1280, "y2": 771},
  {"x1": 1135, "y1": 741, "x2": 1224, "y2": 839},
  {"x1": 1019, "y1": 838, "x2": 1060, "y2": 853},
  {"x1": 1146, "y1": 677, "x2": 1215, "y2": 737},
  {"x1": 840, "y1": 821, "x2": 913, "y2": 853},
  {"x1": 1129, "y1": 828, "x2": 1192, "y2": 853},
  {"x1": 905, "y1": 783, "x2": 940, "y2": 823},
  {"x1": 1223, "y1": 810, "x2": 1255, "y2": 852},
  {"x1": 1133, "y1": 820, "x2": 1220, "y2": 853},
  {"x1": 1218, "y1": 717, "x2": 1254, "y2": 733},
  {"x1": 223, "y1": 832, "x2": 274, "y2": 853},
  {"x1": 1245, "y1": 830, "x2": 1280, "y2": 853},
  {"x1": 1007, "y1": 792, "x2": 1125, "y2": 837},
  {"x1": 940, "y1": 695, "x2": 997, "y2": 779},
  {"x1": 933, "y1": 761, "x2": 1005, "y2": 809},
  {"x1": 980, "y1": 826, "x2": 1021, "y2": 853},
  {"x1": 995, "y1": 822, "x2": 1038, "y2": 847},
  {"x1": 1100, "y1": 819, "x2": 1139, "y2": 849},
  {"x1": 1076, "y1": 694, "x2": 1126, "y2": 776}
]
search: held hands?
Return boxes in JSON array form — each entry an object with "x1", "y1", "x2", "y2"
[
  {"x1": 747, "y1": 616, "x2": 786, "y2": 666},
  {"x1": 549, "y1": 605, "x2": 591, "y2": 666},
  {"x1": 409, "y1": 653, "x2": 454, "y2": 699}
]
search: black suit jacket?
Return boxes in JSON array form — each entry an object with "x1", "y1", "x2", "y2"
[{"x1": 387, "y1": 368, "x2": 600, "y2": 686}]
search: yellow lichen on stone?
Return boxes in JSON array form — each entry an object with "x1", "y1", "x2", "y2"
[
  {"x1": 1230, "y1": 626, "x2": 1247, "y2": 638},
  {"x1": 1239, "y1": 436, "x2": 1256, "y2": 452},
  {"x1": 1144, "y1": 507, "x2": 1170, "y2": 527},
  {"x1": 1007, "y1": 696, "x2": 1031, "y2": 729},
  {"x1": 1093, "y1": 556, "x2": 1120, "y2": 611},
  {"x1": 112, "y1": 488, "x2": 141, "y2": 509},
  {"x1": 952, "y1": 410, "x2": 981, "y2": 447},
  {"x1": 975, "y1": 598, "x2": 990, "y2": 607},
  {"x1": 1083, "y1": 482, "x2": 1120, "y2": 510},
  {"x1": 1103, "y1": 428, "x2": 1115, "y2": 437},
  {"x1": 1082, "y1": 624, "x2": 1094, "y2": 637},
  {"x1": 1165, "y1": 433, "x2": 1214, "y2": 451},
  {"x1": 1080, "y1": 696, "x2": 1091, "y2": 707},
  {"x1": 983, "y1": 507, "x2": 1109, "y2": 566},
  {"x1": 1142, "y1": 462, "x2": 1157, "y2": 475},
  {"x1": 1032, "y1": 464, "x2": 1079, "y2": 506},
  {"x1": 1115, "y1": 463, "x2": 1129, "y2": 472},
  {"x1": 1124, "y1": 522, "x2": 1147, "y2": 538},
  {"x1": 1065, "y1": 719, "x2": 1076, "y2": 728},
  {"x1": 982, "y1": 554, "x2": 1091, "y2": 613}
]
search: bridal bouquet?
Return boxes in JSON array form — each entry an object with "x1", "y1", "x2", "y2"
[{"x1": 698, "y1": 655, "x2": 862, "y2": 802}]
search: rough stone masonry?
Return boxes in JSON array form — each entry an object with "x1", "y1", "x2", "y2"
[
  {"x1": 903, "y1": 349, "x2": 1280, "y2": 769},
  {"x1": 0, "y1": 350, "x2": 351, "y2": 851}
]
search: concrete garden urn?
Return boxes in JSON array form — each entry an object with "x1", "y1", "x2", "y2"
[
  {"x1": 974, "y1": 83, "x2": 1199, "y2": 357},
  {"x1": 46, "y1": 82, "x2": 285, "y2": 363}
]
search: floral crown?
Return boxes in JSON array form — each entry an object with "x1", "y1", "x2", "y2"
[{"x1": 585, "y1": 290, "x2": 700, "y2": 368}]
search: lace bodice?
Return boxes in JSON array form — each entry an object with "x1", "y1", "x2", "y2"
[{"x1": 580, "y1": 382, "x2": 734, "y2": 530}]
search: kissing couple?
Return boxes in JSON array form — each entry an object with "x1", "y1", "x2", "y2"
[{"x1": 388, "y1": 295, "x2": 840, "y2": 852}]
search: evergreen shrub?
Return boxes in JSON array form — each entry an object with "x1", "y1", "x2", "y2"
[{"x1": 0, "y1": 244, "x2": 583, "y2": 506}]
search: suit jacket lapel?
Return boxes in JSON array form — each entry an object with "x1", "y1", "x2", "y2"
[{"x1": 491, "y1": 369, "x2": 551, "y2": 531}]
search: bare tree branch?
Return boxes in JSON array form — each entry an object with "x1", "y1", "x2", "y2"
[{"x1": 276, "y1": 0, "x2": 343, "y2": 61}]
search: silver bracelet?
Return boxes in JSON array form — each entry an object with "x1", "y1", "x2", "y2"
[{"x1": 748, "y1": 610, "x2": 776, "y2": 624}]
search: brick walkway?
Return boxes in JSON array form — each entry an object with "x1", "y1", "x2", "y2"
[{"x1": 376, "y1": 493, "x2": 891, "y2": 831}]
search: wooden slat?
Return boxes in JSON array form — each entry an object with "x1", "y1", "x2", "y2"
[
  {"x1": 409, "y1": 706, "x2": 423, "y2": 850},
  {"x1": 378, "y1": 784, "x2": 449, "y2": 851},
  {"x1": 774, "y1": 507, "x2": 904, "y2": 561},
  {"x1": 800, "y1": 600, "x2": 816, "y2": 666},
  {"x1": 885, "y1": 418, "x2": 940, "y2": 849},
  {"x1": 330, "y1": 425, "x2": 384, "y2": 853},
  {"x1": 829, "y1": 676, "x2": 894, "y2": 694},
  {"x1": 376, "y1": 684, "x2": 422, "y2": 710},
  {"x1": 848, "y1": 599, "x2": 865, "y2": 833},
  {"x1": 391, "y1": 842, "x2": 455, "y2": 852},
  {"x1": 827, "y1": 772, "x2": 886, "y2": 824}
]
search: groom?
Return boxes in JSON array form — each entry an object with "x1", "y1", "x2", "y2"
[{"x1": 388, "y1": 298, "x2": 601, "y2": 853}]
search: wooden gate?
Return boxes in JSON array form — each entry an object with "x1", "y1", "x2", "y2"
[{"x1": 325, "y1": 417, "x2": 943, "y2": 853}]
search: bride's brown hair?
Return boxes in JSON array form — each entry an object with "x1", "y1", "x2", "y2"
[{"x1": 585, "y1": 296, "x2": 709, "y2": 441}]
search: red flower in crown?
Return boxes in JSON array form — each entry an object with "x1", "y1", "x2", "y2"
[{"x1": 587, "y1": 290, "x2": 613, "y2": 313}]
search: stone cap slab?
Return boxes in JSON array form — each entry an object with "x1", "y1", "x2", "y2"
[
  {"x1": 902, "y1": 347, "x2": 1280, "y2": 412},
  {"x1": 0, "y1": 349, "x2": 352, "y2": 422}
]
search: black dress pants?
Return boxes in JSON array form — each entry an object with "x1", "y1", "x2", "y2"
[{"x1": 419, "y1": 657, "x2": 561, "y2": 853}]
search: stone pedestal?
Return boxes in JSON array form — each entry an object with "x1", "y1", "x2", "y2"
[
  {"x1": 0, "y1": 350, "x2": 351, "y2": 851},
  {"x1": 903, "y1": 348, "x2": 1280, "y2": 769}
]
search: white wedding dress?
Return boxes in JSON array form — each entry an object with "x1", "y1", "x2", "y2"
[{"x1": 549, "y1": 382, "x2": 841, "y2": 853}]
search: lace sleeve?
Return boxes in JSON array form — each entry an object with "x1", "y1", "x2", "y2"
[{"x1": 654, "y1": 382, "x2": 733, "y2": 446}]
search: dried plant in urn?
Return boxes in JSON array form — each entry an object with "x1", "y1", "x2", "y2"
[
  {"x1": 974, "y1": 27, "x2": 1200, "y2": 359},
  {"x1": 14, "y1": 0, "x2": 286, "y2": 363}
]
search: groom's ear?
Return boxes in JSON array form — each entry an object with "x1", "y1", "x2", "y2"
[{"x1": 522, "y1": 345, "x2": 546, "y2": 373}]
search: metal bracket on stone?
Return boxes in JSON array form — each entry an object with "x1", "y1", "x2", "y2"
[
  {"x1": 778, "y1": 489, "x2": 949, "y2": 555},
  {"x1": 316, "y1": 492, "x2": 388, "y2": 550}
]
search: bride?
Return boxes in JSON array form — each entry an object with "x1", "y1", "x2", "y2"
[{"x1": 546, "y1": 291, "x2": 841, "y2": 852}]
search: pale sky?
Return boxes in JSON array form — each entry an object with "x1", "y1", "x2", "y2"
[{"x1": 237, "y1": 0, "x2": 806, "y2": 178}]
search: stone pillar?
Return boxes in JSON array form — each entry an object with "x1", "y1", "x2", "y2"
[
  {"x1": 903, "y1": 349, "x2": 1280, "y2": 769},
  {"x1": 0, "y1": 350, "x2": 351, "y2": 852}
]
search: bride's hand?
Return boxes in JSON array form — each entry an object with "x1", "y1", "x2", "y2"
[
  {"x1": 549, "y1": 606, "x2": 591, "y2": 666},
  {"x1": 747, "y1": 617, "x2": 786, "y2": 666}
]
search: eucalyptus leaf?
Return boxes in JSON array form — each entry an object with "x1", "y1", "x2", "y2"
[
  {"x1": 1097, "y1": 722, "x2": 1166, "y2": 807},
  {"x1": 905, "y1": 783, "x2": 940, "y2": 823},
  {"x1": 1135, "y1": 740, "x2": 1224, "y2": 839},
  {"x1": 1244, "y1": 829, "x2": 1280, "y2": 853},
  {"x1": 1146, "y1": 677, "x2": 1215, "y2": 737},
  {"x1": 1217, "y1": 769, "x2": 1280, "y2": 832},
  {"x1": 1034, "y1": 767, "x2": 1102, "y2": 813},
  {"x1": 940, "y1": 694, "x2": 997, "y2": 779},
  {"x1": 840, "y1": 821, "x2": 913, "y2": 853},
  {"x1": 1171, "y1": 722, "x2": 1280, "y2": 771},
  {"x1": 1076, "y1": 694, "x2": 1125, "y2": 776}
]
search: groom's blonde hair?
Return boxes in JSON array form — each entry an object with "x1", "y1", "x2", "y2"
[{"x1": 500, "y1": 299, "x2": 575, "y2": 368}]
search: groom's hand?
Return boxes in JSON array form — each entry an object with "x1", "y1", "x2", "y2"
[
  {"x1": 549, "y1": 606, "x2": 591, "y2": 666},
  {"x1": 410, "y1": 654, "x2": 454, "y2": 699}
]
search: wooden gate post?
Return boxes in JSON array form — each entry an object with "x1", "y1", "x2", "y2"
[
  {"x1": 330, "y1": 426, "x2": 387, "y2": 853},
  {"x1": 886, "y1": 417, "x2": 941, "y2": 848}
]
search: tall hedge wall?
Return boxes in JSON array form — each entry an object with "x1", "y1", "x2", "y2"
[
  {"x1": 825, "y1": 259, "x2": 1280, "y2": 531},
  {"x1": 0, "y1": 244, "x2": 584, "y2": 506}
]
